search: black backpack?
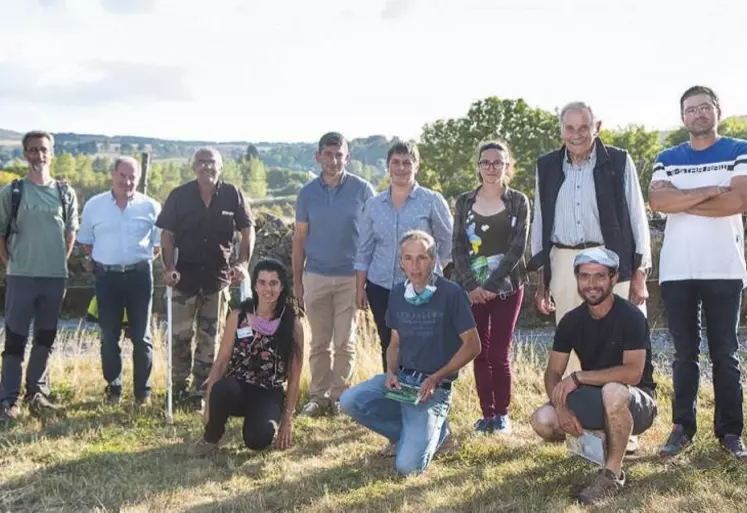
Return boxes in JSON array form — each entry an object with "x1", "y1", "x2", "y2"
[{"x1": 4, "y1": 178, "x2": 71, "y2": 242}]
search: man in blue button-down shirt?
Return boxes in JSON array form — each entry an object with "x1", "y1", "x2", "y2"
[{"x1": 77, "y1": 156, "x2": 161, "y2": 406}]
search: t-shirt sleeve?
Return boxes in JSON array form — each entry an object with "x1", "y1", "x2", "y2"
[
  {"x1": 234, "y1": 187, "x2": 254, "y2": 230},
  {"x1": 731, "y1": 141, "x2": 747, "y2": 178},
  {"x1": 0, "y1": 184, "x2": 13, "y2": 239},
  {"x1": 552, "y1": 315, "x2": 574, "y2": 353},
  {"x1": 156, "y1": 190, "x2": 178, "y2": 232},
  {"x1": 450, "y1": 289, "x2": 477, "y2": 335},
  {"x1": 295, "y1": 188, "x2": 309, "y2": 223},
  {"x1": 650, "y1": 150, "x2": 668, "y2": 183},
  {"x1": 65, "y1": 187, "x2": 80, "y2": 233},
  {"x1": 76, "y1": 198, "x2": 94, "y2": 244},
  {"x1": 622, "y1": 306, "x2": 649, "y2": 352}
]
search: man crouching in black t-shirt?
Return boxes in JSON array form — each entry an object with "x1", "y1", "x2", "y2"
[{"x1": 530, "y1": 247, "x2": 657, "y2": 505}]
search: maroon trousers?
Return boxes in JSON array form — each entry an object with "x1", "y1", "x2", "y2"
[{"x1": 471, "y1": 286, "x2": 524, "y2": 418}]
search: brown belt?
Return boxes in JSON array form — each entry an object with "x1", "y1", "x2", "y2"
[{"x1": 553, "y1": 242, "x2": 602, "y2": 250}]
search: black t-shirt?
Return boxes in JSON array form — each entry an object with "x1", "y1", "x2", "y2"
[{"x1": 552, "y1": 295, "x2": 656, "y2": 392}]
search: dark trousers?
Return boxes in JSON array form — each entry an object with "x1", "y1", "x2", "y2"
[
  {"x1": 661, "y1": 279, "x2": 744, "y2": 438},
  {"x1": 204, "y1": 377, "x2": 285, "y2": 450},
  {"x1": 471, "y1": 286, "x2": 524, "y2": 418},
  {"x1": 94, "y1": 262, "x2": 154, "y2": 399},
  {"x1": 366, "y1": 280, "x2": 391, "y2": 371},
  {"x1": 0, "y1": 276, "x2": 66, "y2": 404}
]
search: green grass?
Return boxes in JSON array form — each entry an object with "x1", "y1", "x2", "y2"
[{"x1": 1, "y1": 322, "x2": 746, "y2": 512}]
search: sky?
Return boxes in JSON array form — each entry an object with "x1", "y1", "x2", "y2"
[{"x1": 0, "y1": 0, "x2": 743, "y2": 143}]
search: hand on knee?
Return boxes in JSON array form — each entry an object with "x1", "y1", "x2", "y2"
[{"x1": 601, "y1": 383, "x2": 630, "y2": 411}]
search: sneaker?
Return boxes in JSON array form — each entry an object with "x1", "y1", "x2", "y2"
[
  {"x1": 188, "y1": 439, "x2": 218, "y2": 457},
  {"x1": 578, "y1": 468, "x2": 626, "y2": 505},
  {"x1": 658, "y1": 424, "x2": 694, "y2": 458},
  {"x1": 493, "y1": 415, "x2": 512, "y2": 435},
  {"x1": 299, "y1": 400, "x2": 324, "y2": 417},
  {"x1": 330, "y1": 401, "x2": 342, "y2": 417},
  {"x1": 0, "y1": 401, "x2": 21, "y2": 425},
  {"x1": 189, "y1": 394, "x2": 204, "y2": 413},
  {"x1": 378, "y1": 442, "x2": 397, "y2": 457},
  {"x1": 719, "y1": 434, "x2": 747, "y2": 462},
  {"x1": 474, "y1": 417, "x2": 495, "y2": 434},
  {"x1": 435, "y1": 434, "x2": 461, "y2": 455},
  {"x1": 27, "y1": 393, "x2": 61, "y2": 420},
  {"x1": 626, "y1": 435, "x2": 639, "y2": 456}
]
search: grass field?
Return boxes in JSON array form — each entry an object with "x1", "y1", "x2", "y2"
[{"x1": 1, "y1": 320, "x2": 746, "y2": 512}]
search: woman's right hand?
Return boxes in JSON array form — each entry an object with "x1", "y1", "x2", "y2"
[
  {"x1": 356, "y1": 286, "x2": 368, "y2": 310},
  {"x1": 534, "y1": 286, "x2": 555, "y2": 315},
  {"x1": 468, "y1": 287, "x2": 487, "y2": 305}
]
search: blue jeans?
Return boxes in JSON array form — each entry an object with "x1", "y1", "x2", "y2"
[
  {"x1": 339, "y1": 372, "x2": 452, "y2": 475},
  {"x1": 661, "y1": 279, "x2": 744, "y2": 438},
  {"x1": 94, "y1": 262, "x2": 154, "y2": 399}
]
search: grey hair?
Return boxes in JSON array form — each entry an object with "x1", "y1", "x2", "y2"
[
  {"x1": 113, "y1": 156, "x2": 140, "y2": 172},
  {"x1": 558, "y1": 101, "x2": 597, "y2": 133},
  {"x1": 191, "y1": 146, "x2": 223, "y2": 168},
  {"x1": 399, "y1": 230, "x2": 437, "y2": 259},
  {"x1": 22, "y1": 130, "x2": 55, "y2": 150}
]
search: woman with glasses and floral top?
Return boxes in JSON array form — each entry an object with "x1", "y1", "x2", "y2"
[{"x1": 451, "y1": 140, "x2": 530, "y2": 435}]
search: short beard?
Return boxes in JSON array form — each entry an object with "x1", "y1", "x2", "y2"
[
  {"x1": 578, "y1": 285, "x2": 613, "y2": 306},
  {"x1": 687, "y1": 120, "x2": 716, "y2": 137}
]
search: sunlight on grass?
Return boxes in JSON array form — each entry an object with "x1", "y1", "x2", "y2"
[{"x1": 1, "y1": 313, "x2": 746, "y2": 512}]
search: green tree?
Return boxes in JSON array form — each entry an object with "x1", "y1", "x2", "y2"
[
  {"x1": 599, "y1": 125, "x2": 663, "y2": 195},
  {"x1": 52, "y1": 152, "x2": 76, "y2": 182},
  {"x1": 242, "y1": 157, "x2": 268, "y2": 199},
  {"x1": 419, "y1": 97, "x2": 560, "y2": 200}
]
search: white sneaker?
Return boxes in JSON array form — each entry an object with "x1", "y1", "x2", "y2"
[
  {"x1": 299, "y1": 400, "x2": 324, "y2": 417},
  {"x1": 626, "y1": 435, "x2": 639, "y2": 455}
]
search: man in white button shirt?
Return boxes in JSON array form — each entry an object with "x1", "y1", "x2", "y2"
[{"x1": 77, "y1": 157, "x2": 161, "y2": 406}]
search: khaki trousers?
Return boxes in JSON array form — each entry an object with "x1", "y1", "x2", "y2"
[
  {"x1": 549, "y1": 247, "x2": 646, "y2": 374},
  {"x1": 303, "y1": 272, "x2": 358, "y2": 403}
]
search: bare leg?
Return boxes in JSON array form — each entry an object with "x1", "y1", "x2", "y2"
[{"x1": 601, "y1": 383, "x2": 633, "y2": 477}]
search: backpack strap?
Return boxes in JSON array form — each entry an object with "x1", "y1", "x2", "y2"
[
  {"x1": 55, "y1": 179, "x2": 70, "y2": 226},
  {"x1": 5, "y1": 179, "x2": 24, "y2": 241}
]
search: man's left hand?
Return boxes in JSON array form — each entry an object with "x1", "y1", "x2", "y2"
[
  {"x1": 417, "y1": 375, "x2": 442, "y2": 403},
  {"x1": 551, "y1": 375, "x2": 578, "y2": 408},
  {"x1": 230, "y1": 265, "x2": 248, "y2": 285},
  {"x1": 629, "y1": 270, "x2": 649, "y2": 306}
]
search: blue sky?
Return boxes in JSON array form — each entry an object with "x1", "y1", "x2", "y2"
[{"x1": 0, "y1": 0, "x2": 742, "y2": 142}]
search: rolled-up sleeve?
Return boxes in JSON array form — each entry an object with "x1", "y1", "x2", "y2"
[
  {"x1": 431, "y1": 192, "x2": 454, "y2": 265},
  {"x1": 623, "y1": 154, "x2": 652, "y2": 269},
  {"x1": 76, "y1": 199, "x2": 95, "y2": 244},
  {"x1": 354, "y1": 197, "x2": 375, "y2": 272}
]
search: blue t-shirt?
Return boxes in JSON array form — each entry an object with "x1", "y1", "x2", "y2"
[
  {"x1": 651, "y1": 136, "x2": 747, "y2": 284},
  {"x1": 386, "y1": 276, "x2": 476, "y2": 380},
  {"x1": 295, "y1": 172, "x2": 375, "y2": 276}
]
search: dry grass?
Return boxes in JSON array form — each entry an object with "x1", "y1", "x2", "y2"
[{"x1": 1, "y1": 318, "x2": 746, "y2": 513}]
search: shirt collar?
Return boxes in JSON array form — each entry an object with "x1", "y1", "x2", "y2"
[
  {"x1": 319, "y1": 170, "x2": 348, "y2": 190},
  {"x1": 385, "y1": 182, "x2": 421, "y2": 203},
  {"x1": 109, "y1": 190, "x2": 136, "y2": 204},
  {"x1": 564, "y1": 142, "x2": 598, "y2": 166}
]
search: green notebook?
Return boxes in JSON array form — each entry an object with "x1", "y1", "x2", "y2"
[{"x1": 385, "y1": 383, "x2": 422, "y2": 405}]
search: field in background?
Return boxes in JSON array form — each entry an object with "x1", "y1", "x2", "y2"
[{"x1": 1, "y1": 318, "x2": 746, "y2": 512}]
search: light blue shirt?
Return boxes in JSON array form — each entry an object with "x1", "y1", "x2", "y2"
[
  {"x1": 295, "y1": 171, "x2": 375, "y2": 276},
  {"x1": 77, "y1": 191, "x2": 161, "y2": 266},
  {"x1": 355, "y1": 183, "x2": 454, "y2": 289}
]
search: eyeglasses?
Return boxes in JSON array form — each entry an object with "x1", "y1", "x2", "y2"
[
  {"x1": 25, "y1": 147, "x2": 50, "y2": 155},
  {"x1": 478, "y1": 160, "x2": 507, "y2": 171},
  {"x1": 195, "y1": 160, "x2": 218, "y2": 170},
  {"x1": 683, "y1": 103, "x2": 715, "y2": 116}
]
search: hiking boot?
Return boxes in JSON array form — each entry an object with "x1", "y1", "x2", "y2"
[
  {"x1": 0, "y1": 401, "x2": 21, "y2": 425},
  {"x1": 188, "y1": 439, "x2": 218, "y2": 457},
  {"x1": 299, "y1": 400, "x2": 324, "y2": 417},
  {"x1": 493, "y1": 415, "x2": 512, "y2": 435},
  {"x1": 134, "y1": 396, "x2": 152, "y2": 409},
  {"x1": 330, "y1": 400, "x2": 342, "y2": 417},
  {"x1": 27, "y1": 393, "x2": 60, "y2": 420},
  {"x1": 105, "y1": 387, "x2": 121, "y2": 406},
  {"x1": 435, "y1": 434, "x2": 461, "y2": 456},
  {"x1": 378, "y1": 442, "x2": 397, "y2": 457},
  {"x1": 189, "y1": 395, "x2": 204, "y2": 413},
  {"x1": 626, "y1": 435, "x2": 639, "y2": 456},
  {"x1": 659, "y1": 424, "x2": 694, "y2": 458},
  {"x1": 578, "y1": 468, "x2": 625, "y2": 505},
  {"x1": 474, "y1": 417, "x2": 494, "y2": 434},
  {"x1": 719, "y1": 434, "x2": 747, "y2": 462}
]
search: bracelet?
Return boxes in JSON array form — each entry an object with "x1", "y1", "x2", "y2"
[{"x1": 571, "y1": 372, "x2": 582, "y2": 387}]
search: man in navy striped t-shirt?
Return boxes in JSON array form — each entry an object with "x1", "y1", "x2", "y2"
[{"x1": 649, "y1": 85, "x2": 747, "y2": 462}]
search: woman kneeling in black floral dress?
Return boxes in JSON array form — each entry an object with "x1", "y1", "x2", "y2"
[{"x1": 190, "y1": 258, "x2": 304, "y2": 455}]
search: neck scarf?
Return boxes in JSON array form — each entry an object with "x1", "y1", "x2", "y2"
[
  {"x1": 404, "y1": 276, "x2": 438, "y2": 306},
  {"x1": 252, "y1": 306, "x2": 285, "y2": 336}
]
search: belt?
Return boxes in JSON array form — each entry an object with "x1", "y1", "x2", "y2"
[
  {"x1": 553, "y1": 242, "x2": 603, "y2": 250},
  {"x1": 94, "y1": 260, "x2": 150, "y2": 273},
  {"x1": 399, "y1": 367, "x2": 452, "y2": 390}
]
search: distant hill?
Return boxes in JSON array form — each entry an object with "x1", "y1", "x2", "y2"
[{"x1": 0, "y1": 129, "x2": 22, "y2": 141}]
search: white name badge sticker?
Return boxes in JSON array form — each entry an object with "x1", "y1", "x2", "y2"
[{"x1": 236, "y1": 327, "x2": 254, "y2": 339}]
